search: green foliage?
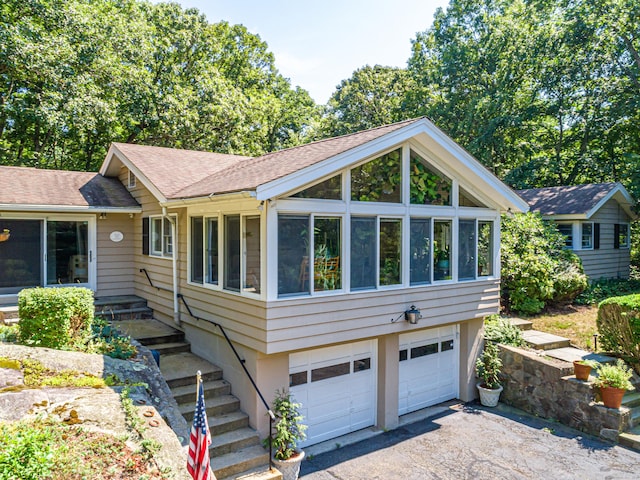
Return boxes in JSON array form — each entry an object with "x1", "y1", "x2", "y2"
[
  {"x1": 576, "y1": 278, "x2": 640, "y2": 305},
  {"x1": 597, "y1": 294, "x2": 640, "y2": 373},
  {"x1": 18, "y1": 287, "x2": 94, "y2": 349},
  {"x1": 264, "y1": 389, "x2": 307, "y2": 460},
  {"x1": 500, "y1": 213, "x2": 587, "y2": 314},
  {"x1": 0, "y1": 418, "x2": 55, "y2": 480},
  {"x1": 575, "y1": 359, "x2": 600, "y2": 369},
  {"x1": 483, "y1": 316, "x2": 524, "y2": 347},
  {"x1": 475, "y1": 342, "x2": 502, "y2": 389},
  {"x1": 18, "y1": 358, "x2": 106, "y2": 390},
  {"x1": 593, "y1": 359, "x2": 635, "y2": 390},
  {"x1": 0, "y1": 324, "x2": 18, "y2": 343},
  {"x1": 89, "y1": 318, "x2": 137, "y2": 360}
]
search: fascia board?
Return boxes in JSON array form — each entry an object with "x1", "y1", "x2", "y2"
[
  {"x1": 543, "y1": 214, "x2": 587, "y2": 221},
  {"x1": 100, "y1": 144, "x2": 168, "y2": 204},
  {"x1": 0, "y1": 204, "x2": 142, "y2": 214}
]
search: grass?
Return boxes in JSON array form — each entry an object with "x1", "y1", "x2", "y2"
[{"x1": 529, "y1": 305, "x2": 599, "y2": 350}]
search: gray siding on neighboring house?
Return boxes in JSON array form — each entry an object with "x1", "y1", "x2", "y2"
[{"x1": 574, "y1": 198, "x2": 631, "y2": 279}]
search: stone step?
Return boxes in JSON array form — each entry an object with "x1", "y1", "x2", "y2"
[
  {"x1": 544, "y1": 347, "x2": 616, "y2": 365},
  {"x1": 180, "y1": 394, "x2": 240, "y2": 421},
  {"x1": 145, "y1": 341, "x2": 191, "y2": 355},
  {"x1": 618, "y1": 425, "x2": 640, "y2": 452},
  {"x1": 509, "y1": 317, "x2": 534, "y2": 331},
  {"x1": 94, "y1": 295, "x2": 148, "y2": 311},
  {"x1": 630, "y1": 407, "x2": 640, "y2": 429},
  {"x1": 96, "y1": 307, "x2": 154, "y2": 321},
  {"x1": 171, "y1": 379, "x2": 231, "y2": 403},
  {"x1": 622, "y1": 391, "x2": 640, "y2": 409},
  {"x1": 219, "y1": 466, "x2": 281, "y2": 480},
  {"x1": 160, "y1": 352, "x2": 223, "y2": 388},
  {"x1": 213, "y1": 444, "x2": 270, "y2": 480},
  {"x1": 0, "y1": 305, "x2": 19, "y2": 322},
  {"x1": 210, "y1": 427, "x2": 262, "y2": 456},
  {"x1": 521, "y1": 330, "x2": 571, "y2": 350},
  {"x1": 209, "y1": 410, "x2": 250, "y2": 435},
  {"x1": 110, "y1": 318, "x2": 185, "y2": 346}
]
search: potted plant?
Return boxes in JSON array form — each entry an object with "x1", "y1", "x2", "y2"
[
  {"x1": 593, "y1": 359, "x2": 635, "y2": 409},
  {"x1": 476, "y1": 342, "x2": 503, "y2": 407},
  {"x1": 573, "y1": 359, "x2": 600, "y2": 381},
  {"x1": 265, "y1": 389, "x2": 307, "y2": 480}
]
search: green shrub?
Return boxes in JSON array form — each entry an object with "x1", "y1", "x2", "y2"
[
  {"x1": 89, "y1": 318, "x2": 137, "y2": 360},
  {"x1": 483, "y1": 316, "x2": 524, "y2": 346},
  {"x1": 18, "y1": 287, "x2": 94, "y2": 349},
  {"x1": 576, "y1": 278, "x2": 640, "y2": 305},
  {"x1": 476, "y1": 342, "x2": 502, "y2": 389},
  {"x1": 597, "y1": 294, "x2": 640, "y2": 373},
  {"x1": 501, "y1": 213, "x2": 587, "y2": 314}
]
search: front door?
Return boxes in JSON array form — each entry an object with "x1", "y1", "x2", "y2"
[{"x1": 0, "y1": 217, "x2": 94, "y2": 295}]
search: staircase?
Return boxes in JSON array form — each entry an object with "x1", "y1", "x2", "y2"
[
  {"x1": 105, "y1": 297, "x2": 276, "y2": 480},
  {"x1": 510, "y1": 317, "x2": 640, "y2": 452}
]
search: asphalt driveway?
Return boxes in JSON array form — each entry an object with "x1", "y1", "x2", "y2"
[{"x1": 300, "y1": 403, "x2": 640, "y2": 480}]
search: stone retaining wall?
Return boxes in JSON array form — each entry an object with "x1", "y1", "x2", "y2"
[{"x1": 499, "y1": 344, "x2": 630, "y2": 441}]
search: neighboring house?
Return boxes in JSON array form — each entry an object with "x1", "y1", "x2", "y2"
[
  {"x1": 518, "y1": 183, "x2": 637, "y2": 280},
  {"x1": 0, "y1": 118, "x2": 527, "y2": 446}
]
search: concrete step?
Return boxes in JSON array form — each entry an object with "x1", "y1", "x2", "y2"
[
  {"x1": 110, "y1": 318, "x2": 185, "y2": 345},
  {"x1": 213, "y1": 444, "x2": 270, "y2": 480},
  {"x1": 94, "y1": 295, "x2": 148, "y2": 311},
  {"x1": 96, "y1": 306, "x2": 154, "y2": 321},
  {"x1": 619, "y1": 425, "x2": 640, "y2": 452},
  {"x1": 145, "y1": 341, "x2": 191, "y2": 355},
  {"x1": 521, "y1": 330, "x2": 571, "y2": 350},
  {"x1": 544, "y1": 347, "x2": 615, "y2": 365},
  {"x1": 0, "y1": 305, "x2": 19, "y2": 322},
  {"x1": 631, "y1": 408, "x2": 640, "y2": 429},
  {"x1": 622, "y1": 391, "x2": 640, "y2": 409},
  {"x1": 509, "y1": 317, "x2": 534, "y2": 331},
  {"x1": 180, "y1": 394, "x2": 240, "y2": 421},
  {"x1": 210, "y1": 427, "x2": 262, "y2": 456},
  {"x1": 160, "y1": 352, "x2": 223, "y2": 388},
  {"x1": 171, "y1": 379, "x2": 231, "y2": 403},
  {"x1": 209, "y1": 410, "x2": 250, "y2": 435}
]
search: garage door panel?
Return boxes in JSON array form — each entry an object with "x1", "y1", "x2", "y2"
[
  {"x1": 399, "y1": 326, "x2": 459, "y2": 415},
  {"x1": 290, "y1": 340, "x2": 376, "y2": 447}
]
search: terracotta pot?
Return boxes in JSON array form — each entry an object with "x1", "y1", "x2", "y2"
[
  {"x1": 477, "y1": 383, "x2": 503, "y2": 407},
  {"x1": 573, "y1": 361, "x2": 592, "y2": 381},
  {"x1": 0, "y1": 233, "x2": 9, "y2": 242},
  {"x1": 600, "y1": 386, "x2": 626, "y2": 409},
  {"x1": 272, "y1": 450, "x2": 305, "y2": 480}
]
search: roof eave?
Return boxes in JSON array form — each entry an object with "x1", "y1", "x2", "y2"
[
  {"x1": 162, "y1": 190, "x2": 256, "y2": 207},
  {"x1": 0, "y1": 204, "x2": 142, "y2": 214}
]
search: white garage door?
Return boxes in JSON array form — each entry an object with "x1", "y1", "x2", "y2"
[
  {"x1": 290, "y1": 340, "x2": 376, "y2": 447},
  {"x1": 399, "y1": 325, "x2": 459, "y2": 415}
]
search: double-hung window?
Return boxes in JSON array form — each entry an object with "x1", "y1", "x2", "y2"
[
  {"x1": 581, "y1": 223, "x2": 593, "y2": 249},
  {"x1": 149, "y1": 215, "x2": 175, "y2": 258},
  {"x1": 557, "y1": 224, "x2": 573, "y2": 249}
]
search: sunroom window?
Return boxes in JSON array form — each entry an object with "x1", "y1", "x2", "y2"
[
  {"x1": 478, "y1": 221, "x2": 494, "y2": 277},
  {"x1": 278, "y1": 215, "x2": 342, "y2": 296},
  {"x1": 433, "y1": 220, "x2": 452, "y2": 280},
  {"x1": 410, "y1": 150, "x2": 451, "y2": 205},
  {"x1": 380, "y1": 219, "x2": 402, "y2": 286},
  {"x1": 351, "y1": 148, "x2": 402, "y2": 203},
  {"x1": 224, "y1": 216, "x2": 241, "y2": 292},
  {"x1": 410, "y1": 218, "x2": 431, "y2": 285},
  {"x1": 190, "y1": 217, "x2": 219, "y2": 285},
  {"x1": 150, "y1": 215, "x2": 175, "y2": 258},
  {"x1": 458, "y1": 220, "x2": 476, "y2": 280},
  {"x1": 350, "y1": 216, "x2": 401, "y2": 290},
  {"x1": 291, "y1": 175, "x2": 342, "y2": 200}
]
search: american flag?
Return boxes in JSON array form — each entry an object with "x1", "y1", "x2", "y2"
[{"x1": 187, "y1": 377, "x2": 214, "y2": 480}]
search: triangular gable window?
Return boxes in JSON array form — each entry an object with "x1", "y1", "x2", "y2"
[
  {"x1": 290, "y1": 174, "x2": 342, "y2": 200},
  {"x1": 459, "y1": 187, "x2": 487, "y2": 207},
  {"x1": 409, "y1": 150, "x2": 451, "y2": 205},
  {"x1": 351, "y1": 148, "x2": 402, "y2": 203}
]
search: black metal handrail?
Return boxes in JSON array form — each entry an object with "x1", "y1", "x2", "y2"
[
  {"x1": 177, "y1": 293, "x2": 276, "y2": 468},
  {"x1": 139, "y1": 268, "x2": 173, "y2": 293}
]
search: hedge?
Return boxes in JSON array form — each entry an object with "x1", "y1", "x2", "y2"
[
  {"x1": 18, "y1": 287, "x2": 94, "y2": 349},
  {"x1": 597, "y1": 293, "x2": 640, "y2": 374}
]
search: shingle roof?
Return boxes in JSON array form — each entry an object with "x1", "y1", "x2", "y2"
[
  {"x1": 111, "y1": 143, "x2": 251, "y2": 198},
  {"x1": 111, "y1": 118, "x2": 420, "y2": 200},
  {"x1": 517, "y1": 183, "x2": 619, "y2": 215},
  {"x1": 0, "y1": 166, "x2": 140, "y2": 209}
]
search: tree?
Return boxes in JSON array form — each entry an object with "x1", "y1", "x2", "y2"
[{"x1": 319, "y1": 65, "x2": 416, "y2": 138}]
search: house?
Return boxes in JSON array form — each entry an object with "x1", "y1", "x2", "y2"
[
  {"x1": 518, "y1": 183, "x2": 637, "y2": 280},
  {"x1": 0, "y1": 117, "x2": 527, "y2": 446}
]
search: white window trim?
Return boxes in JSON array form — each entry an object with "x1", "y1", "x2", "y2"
[
  {"x1": 619, "y1": 223, "x2": 630, "y2": 249},
  {"x1": 580, "y1": 222, "x2": 594, "y2": 250},
  {"x1": 127, "y1": 169, "x2": 136, "y2": 189},
  {"x1": 149, "y1": 214, "x2": 176, "y2": 259},
  {"x1": 556, "y1": 222, "x2": 575, "y2": 250}
]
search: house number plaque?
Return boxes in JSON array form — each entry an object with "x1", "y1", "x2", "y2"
[{"x1": 109, "y1": 231, "x2": 124, "y2": 242}]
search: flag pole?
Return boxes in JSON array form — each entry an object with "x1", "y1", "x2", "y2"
[{"x1": 196, "y1": 370, "x2": 202, "y2": 401}]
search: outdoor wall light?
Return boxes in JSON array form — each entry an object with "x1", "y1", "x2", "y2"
[
  {"x1": 391, "y1": 305, "x2": 422, "y2": 324},
  {"x1": 99, "y1": 212, "x2": 107, "y2": 220}
]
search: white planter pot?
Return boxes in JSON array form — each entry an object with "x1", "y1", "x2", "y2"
[
  {"x1": 477, "y1": 383, "x2": 503, "y2": 407},
  {"x1": 272, "y1": 450, "x2": 305, "y2": 480}
]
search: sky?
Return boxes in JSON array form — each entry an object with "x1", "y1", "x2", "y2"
[{"x1": 160, "y1": 0, "x2": 450, "y2": 104}]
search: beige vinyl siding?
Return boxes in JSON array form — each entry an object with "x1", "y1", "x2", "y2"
[
  {"x1": 575, "y1": 199, "x2": 631, "y2": 279},
  {"x1": 95, "y1": 213, "x2": 135, "y2": 297}
]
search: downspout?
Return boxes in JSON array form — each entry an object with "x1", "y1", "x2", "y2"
[{"x1": 163, "y1": 207, "x2": 180, "y2": 326}]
